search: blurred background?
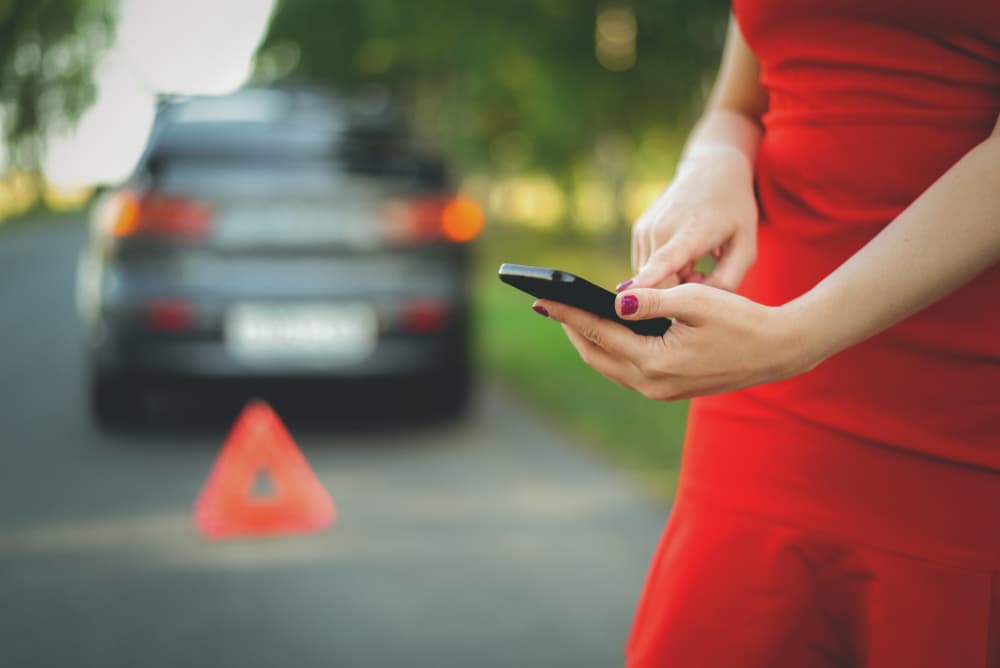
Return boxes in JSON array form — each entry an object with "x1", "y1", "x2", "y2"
[{"x1": 0, "y1": 1, "x2": 727, "y2": 666}]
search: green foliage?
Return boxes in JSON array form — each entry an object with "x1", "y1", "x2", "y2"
[
  {"x1": 0, "y1": 0, "x2": 113, "y2": 166},
  {"x1": 261, "y1": 0, "x2": 728, "y2": 173}
]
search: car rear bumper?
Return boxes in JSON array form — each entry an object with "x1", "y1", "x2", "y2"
[{"x1": 91, "y1": 320, "x2": 467, "y2": 382}]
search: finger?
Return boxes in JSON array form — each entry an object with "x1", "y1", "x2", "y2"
[
  {"x1": 615, "y1": 284, "x2": 714, "y2": 326},
  {"x1": 637, "y1": 225, "x2": 652, "y2": 273},
  {"x1": 631, "y1": 231, "x2": 713, "y2": 289},
  {"x1": 630, "y1": 225, "x2": 642, "y2": 275},
  {"x1": 534, "y1": 299, "x2": 639, "y2": 358},
  {"x1": 562, "y1": 325, "x2": 637, "y2": 390},
  {"x1": 626, "y1": 268, "x2": 681, "y2": 292},
  {"x1": 705, "y1": 234, "x2": 756, "y2": 292}
]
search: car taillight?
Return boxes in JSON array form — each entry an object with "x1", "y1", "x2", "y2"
[
  {"x1": 380, "y1": 195, "x2": 484, "y2": 244},
  {"x1": 441, "y1": 197, "x2": 485, "y2": 242},
  {"x1": 103, "y1": 190, "x2": 212, "y2": 240},
  {"x1": 143, "y1": 297, "x2": 196, "y2": 331},
  {"x1": 401, "y1": 298, "x2": 451, "y2": 332}
]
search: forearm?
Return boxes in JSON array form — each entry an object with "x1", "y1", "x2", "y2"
[
  {"x1": 788, "y1": 132, "x2": 1000, "y2": 364},
  {"x1": 677, "y1": 16, "x2": 765, "y2": 174}
]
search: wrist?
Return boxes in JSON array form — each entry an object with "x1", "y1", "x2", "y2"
[
  {"x1": 772, "y1": 297, "x2": 837, "y2": 378},
  {"x1": 673, "y1": 146, "x2": 756, "y2": 205},
  {"x1": 678, "y1": 143, "x2": 753, "y2": 177}
]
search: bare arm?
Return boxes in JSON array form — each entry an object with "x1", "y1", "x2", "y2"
[
  {"x1": 681, "y1": 17, "x2": 767, "y2": 166},
  {"x1": 629, "y1": 17, "x2": 767, "y2": 290}
]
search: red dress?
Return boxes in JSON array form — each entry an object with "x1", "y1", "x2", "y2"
[{"x1": 626, "y1": 1, "x2": 1000, "y2": 666}]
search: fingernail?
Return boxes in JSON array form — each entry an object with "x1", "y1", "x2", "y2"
[
  {"x1": 615, "y1": 279, "x2": 634, "y2": 292},
  {"x1": 532, "y1": 304, "x2": 549, "y2": 317},
  {"x1": 619, "y1": 294, "x2": 638, "y2": 316}
]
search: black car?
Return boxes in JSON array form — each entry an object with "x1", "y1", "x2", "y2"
[{"x1": 77, "y1": 87, "x2": 481, "y2": 427}]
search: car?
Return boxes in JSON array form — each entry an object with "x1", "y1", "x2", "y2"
[{"x1": 76, "y1": 86, "x2": 482, "y2": 428}]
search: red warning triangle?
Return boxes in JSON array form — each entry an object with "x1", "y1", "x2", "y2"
[{"x1": 194, "y1": 399, "x2": 335, "y2": 539}]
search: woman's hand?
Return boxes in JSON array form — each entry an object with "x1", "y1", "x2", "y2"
[
  {"x1": 533, "y1": 284, "x2": 821, "y2": 401},
  {"x1": 626, "y1": 146, "x2": 759, "y2": 292}
]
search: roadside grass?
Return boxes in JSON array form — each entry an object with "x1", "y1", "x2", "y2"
[{"x1": 472, "y1": 226, "x2": 687, "y2": 499}]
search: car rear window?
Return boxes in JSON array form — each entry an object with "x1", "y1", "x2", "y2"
[
  {"x1": 139, "y1": 89, "x2": 446, "y2": 188},
  {"x1": 146, "y1": 124, "x2": 441, "y2": 184}
]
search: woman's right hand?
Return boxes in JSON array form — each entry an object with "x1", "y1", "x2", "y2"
[{"x1": 626, "y1": 145, "x2": 759, "y2": 292}]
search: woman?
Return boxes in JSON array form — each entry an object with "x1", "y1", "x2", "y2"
[{"x1": 531, "y1": 1, "x2": 1000, "y2": 666}]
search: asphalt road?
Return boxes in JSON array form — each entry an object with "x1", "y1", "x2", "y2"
[{"x1": 0, "y1": 217, "x2": 668, "y2": 668}]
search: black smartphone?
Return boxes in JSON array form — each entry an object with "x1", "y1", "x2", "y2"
[{"x1": 498, "y1": 263, "x2": 671, "y2": 336}]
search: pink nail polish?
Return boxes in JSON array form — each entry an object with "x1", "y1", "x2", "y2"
[
  {"x1": 532, "y1": 304, "x2": 549, "y2": 317},
  {"x1": 615, "y1": 279, "x2": 634, "y2": 292},
  {"x1": 621, "y1": 295, "x2": 639, "y2": 315},
  {"x1": 620, "y1": 295, "x2": 638, "y2": 316}
]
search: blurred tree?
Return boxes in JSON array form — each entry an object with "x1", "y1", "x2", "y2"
[
  {"x1": 260, "y1": 0, "x2": 728, "y2": 175},
  {"x1": 0, "y1": 0, "x2": 113, "y2": 167}
]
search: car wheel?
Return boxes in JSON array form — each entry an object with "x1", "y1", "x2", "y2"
[
  {"x1": 433, "y1": 316, "x2": 473, "y2": 418},
  {"x1": 89, "y1": 372, "x2": 145, "y2": 430}
]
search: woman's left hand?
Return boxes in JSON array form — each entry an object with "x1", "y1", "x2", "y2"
[{"x1": 533, "y1": 284, "x2": 822, "y2": 401}]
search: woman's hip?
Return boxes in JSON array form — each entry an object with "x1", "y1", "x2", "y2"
[{"x1": 679, "y1": 393, "x2": 1000, "y2": 571}]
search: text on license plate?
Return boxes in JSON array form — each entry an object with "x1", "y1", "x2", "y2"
[{"x1": 224, "y1": 302, "x2": 377, "y2": 367}]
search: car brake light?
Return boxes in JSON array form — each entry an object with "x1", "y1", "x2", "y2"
[
  {"x1": 104, "y1": 190, "x2": 212, "y2": 240},
  {"x1": 401, "y1": 298, "x2": 451, "y2": 332},
  {"x1": 143, "y1": 298, "x2": 196, "y2": 331},
  {"x1": 381, "y1": 195, "x2": 484, "y2": 244}
]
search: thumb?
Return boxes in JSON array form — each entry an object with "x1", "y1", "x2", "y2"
[{"x1": 615, "y1": 284, "x2": 712, "y2": 326}]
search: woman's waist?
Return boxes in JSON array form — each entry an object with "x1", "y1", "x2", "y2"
[
  {"x1": 726, "y1": 230, "x2": 1000, "y2": 520},
  {"x1": 737, "y1": 331, "x2": 1000, "y2": 464},
  {"x1": 744, "y1": 218, "x2": 1000, "y2": 346},
  {"x1": 681, "y1": 390, "x2": 1000, "y2": 570},
  {"x1": 736, "y1": 229, "x2": 1000, "y2": 442},
  {"x1": 755, "y1": 110, "x2": 996, "y2": 229}
]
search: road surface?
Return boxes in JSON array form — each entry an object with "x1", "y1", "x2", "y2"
[{"x1": 0, "y1": 217, "x2": 669, "y2": 668}]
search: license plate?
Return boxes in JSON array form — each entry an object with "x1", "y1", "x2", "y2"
[
  {"x1": 215, "y1": 206, "x2": 376, "y2": 248},
  {"x1": 224, "y1": 302, "x2": 377, "y2": 368}
]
